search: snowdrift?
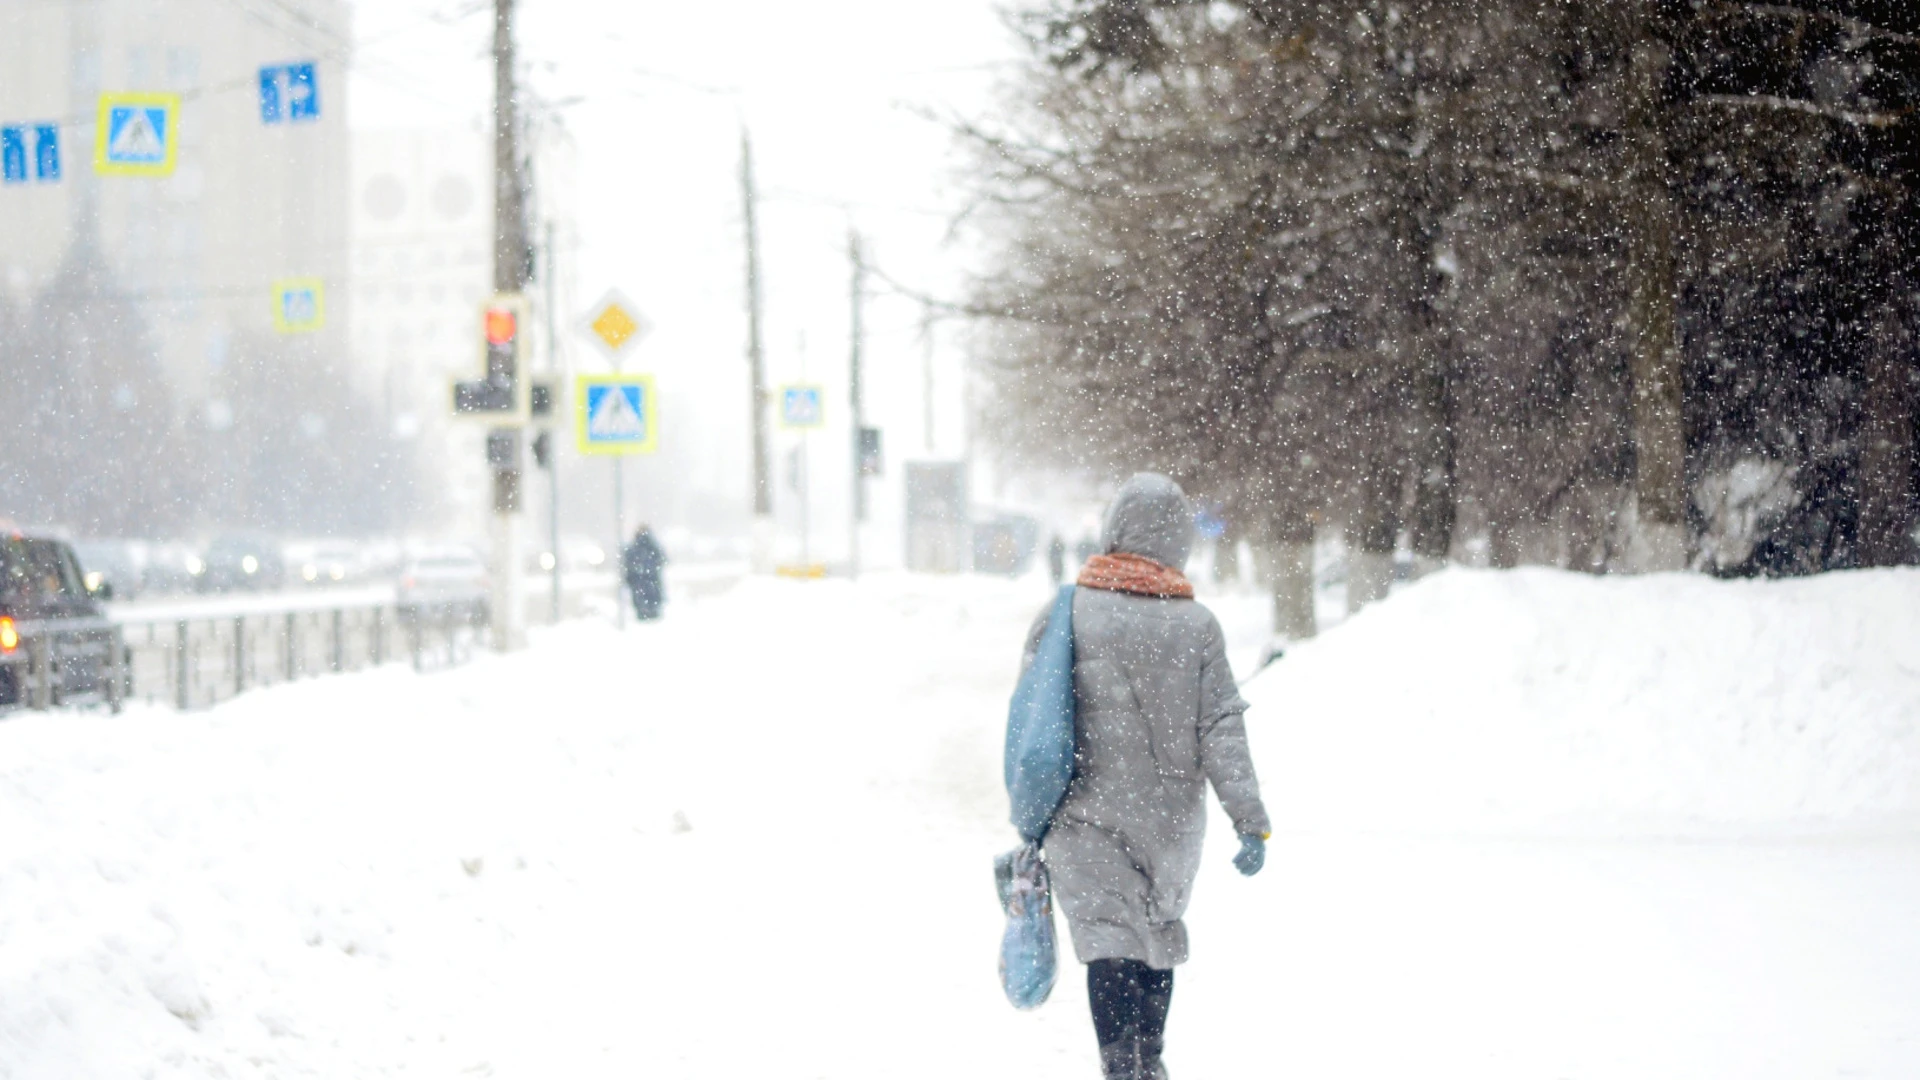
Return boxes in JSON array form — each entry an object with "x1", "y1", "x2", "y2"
[{"x1": 1246, "y1": 567, "x2": 1920, "y2": 835}]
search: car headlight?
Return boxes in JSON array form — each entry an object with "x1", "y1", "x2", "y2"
[
  {"x1": 302, "y1": 564, "x2": 318, "y2": 581},
  {"x1": 242, "y1": 555, "x2": 259, "y2": 575},
  {"x1": 186, "y1": 556, "x2": 206, "y2": 575}
]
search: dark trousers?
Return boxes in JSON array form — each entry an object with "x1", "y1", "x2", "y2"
[{"x1": 1089, "y1": 957, "x2": 1173, "y2": 1053}]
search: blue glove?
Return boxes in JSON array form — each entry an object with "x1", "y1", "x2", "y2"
[{"x1": 1233, "y1": 832, "x2": 1266, "y2": 877}]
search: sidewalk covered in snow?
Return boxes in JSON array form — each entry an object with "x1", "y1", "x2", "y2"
[{"x1": 2, "y1": 568, "x2": 1918, "y2": 1078}]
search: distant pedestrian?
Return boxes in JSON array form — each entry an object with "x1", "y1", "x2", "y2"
[
  {"x1": 621, "y1": 525, "x2": 667, "y2": 621},
  {"x1": 1047, "y1": 535, "x2": 1068, "y2": 585},
  {"x1": 1019, "y1": 474, "x2": 1269, "y2": 1080}
]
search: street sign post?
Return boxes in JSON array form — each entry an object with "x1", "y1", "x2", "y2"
[
  {"x1": 780, "y1": 385, "x2": 825, "y2": 429},
  {"x1": 777, "y1": 384, "x2": 827, "y2": 573},
  {"x1": 271, "y1": 278, "x2": 325, "y2": 334},
  {"x1": 573, "y1": 289, "x2": 652, "y2": 626},
  {"x1": 577, "y1": 289, "x2": 651, "y2": 362},
  {"x1": 574, "y1": 374, "x2": 657, "y2": 456},
  {"x1": 2, "y1": 124, "x2": 59, "y2": 184},
  {"x1": 259, "y1": 63, "x2": 320, "y2": 124},
  {"x1": 94, "y1": 93, "x2": 178, "y2": 177}
]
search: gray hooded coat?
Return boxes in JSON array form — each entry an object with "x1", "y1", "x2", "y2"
[{"x1": 1025, "y1": 474, "x2": 1270, "y2": 970}]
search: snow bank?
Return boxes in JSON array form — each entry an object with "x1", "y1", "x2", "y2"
[
  {"x1": 1247, "y1": 567, "x2": 1920, "y2": 835},
  {"x1": 0, "y1": 574, "x2": 1057, "y2": 1080}
]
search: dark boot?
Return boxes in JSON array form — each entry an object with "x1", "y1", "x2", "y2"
[{"x1": 1099, "y1": 1038, "x2": 1141, "y2": 1080}]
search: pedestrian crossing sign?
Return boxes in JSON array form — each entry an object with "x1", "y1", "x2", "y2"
[
  {"x1": 94, "y1": 93, "x2": 178, "y2": 176},
  {"x1": 780, "y1": 385, "x2": 825, "y2": 429},
  {"x1": 575, "y1": 374, "x2": 658, "y2": 456},
  {"x1": 272, "y1": 278, "x2": 325, "y2": 333}
]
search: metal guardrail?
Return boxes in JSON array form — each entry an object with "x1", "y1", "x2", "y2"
[
  {"x1": 2, "y1": 602, "x2": 487, "y2": 715},
  {"x1": 1, "y1": 562, "x2": 747, "y2": 716}
]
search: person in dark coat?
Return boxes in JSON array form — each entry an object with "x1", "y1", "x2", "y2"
[
  {"x1": 1019, "y1": 474, "x2": 1269, "y2": 1080},
  {"x1": 1047, "y1": 534, "x2": 1068, "y2": 585},
  {"x1": 621, "y1": 525, "x2": 667, "y2": 621}
]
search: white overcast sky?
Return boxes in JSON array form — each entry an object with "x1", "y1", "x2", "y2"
[{"x1": 348, "y1": 0, "x2": 1029, "y2": 548}]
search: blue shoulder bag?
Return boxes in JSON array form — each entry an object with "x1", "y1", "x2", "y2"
[
  {"x1": 996, "y1": 585, "x2": 1076, "y2": 1010},
  {"x1": 1004, "y1": 584, "x2": 1077, "y2": 843}
]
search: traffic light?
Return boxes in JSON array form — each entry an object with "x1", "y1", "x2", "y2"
[
  {"x1": 529, "y1": 376, "x2": 557, "y2": 421},
  {"x1": 485, "y1": 304, "x2": 517, "y2": 385},
  {"x1": 452, "y1": 294, "x2": 530, "y2": 420},
  {"x1": 487, "y1": 429, "x2": 522, "y2": 513}
]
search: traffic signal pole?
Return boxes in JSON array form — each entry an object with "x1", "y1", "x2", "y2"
[{"x1": 489, "y1": 0, "x2": 530, "y2": 650}]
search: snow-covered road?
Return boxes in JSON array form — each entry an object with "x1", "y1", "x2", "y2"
[{"x1": 3, "y1": 569, "x2": 1918, "y2": 1078}]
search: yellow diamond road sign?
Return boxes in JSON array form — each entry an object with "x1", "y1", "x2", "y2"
[
  {"x1": 591, "y1": 305, "x2": 638, "y2": 351},
  {"x1": 578, "y1": 289, "x2": 650, "y2": 360}
]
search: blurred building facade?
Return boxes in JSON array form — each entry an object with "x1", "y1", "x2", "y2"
[
  {"x1": 0, "y1": 0, "x2": 351, "y2": 402},
  {"x1": 349, "y1": 126, "x2": 490, "y2": 528},
  {"x1": 349, "y1": 123, "x2": 578, "y2": 530}
]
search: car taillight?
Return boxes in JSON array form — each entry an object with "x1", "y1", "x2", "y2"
[{"x1": 0, "y1": 617, "x2": 17, "y2": 654}]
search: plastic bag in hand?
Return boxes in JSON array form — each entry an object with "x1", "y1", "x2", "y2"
[{"x1": 994, "y1": 842, "x2": 1058, "y2": 1009}]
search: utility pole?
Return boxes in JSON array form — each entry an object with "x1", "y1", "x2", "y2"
[
  {"x1": 493, "y1": 0, "x2": 530, "y2": 295},
  {"x1": 487, "y1": 0, "x2": 531, "y2": 650},
  {"x1": 848, "y1": 229, "x2": 867, "y2": 580},
  {"x1": 542, "y1": 218, "x2": 562, "y2": 625},
  {"x1": 741, "y1": 130, "x2": 773, "y2": 570}
]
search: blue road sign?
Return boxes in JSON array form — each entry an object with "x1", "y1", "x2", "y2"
[
  {"x1": 272, "y1": 278, "x2": 325, "y2": 334},
  {"x1": 35, "y1": 125, "x2": 59, "y2": 180},
  {"x1": 576, "y1": 375, "x2": 658, "y2": 455},
  {"x1": 259, "y1": 63, "x2": 320, "y2": 123},
  {"x1": 95, "y1": 94, "x2": 178, "y2": 176},
  {"x1": 1, "y1": 129, "x2": 21, "y2": 183},
  {"x1": 2, "y1": 124, "x2": 58, "y2": 183},
  {"x1": 780, "y1": 385, "x2": 825, "y2": 429}
]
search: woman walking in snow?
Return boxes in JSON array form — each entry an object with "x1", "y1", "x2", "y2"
[{"x1": 1023, "y1": 473, "x2": 1270, "y2": 1080}]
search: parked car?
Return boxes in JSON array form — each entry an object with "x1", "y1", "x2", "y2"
[
  {"x1": 0, "y1": 528, "x2": 126, "y2": 710},
  {"x1": 396, "y1": 547, "x2": 489, "y2": 624},
  {"x1": 72, "y1": 539, "x2": 145, "y2": 601},
  {"x1": 196, "y1": 535, "x2": 286, "y2": 593}
]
